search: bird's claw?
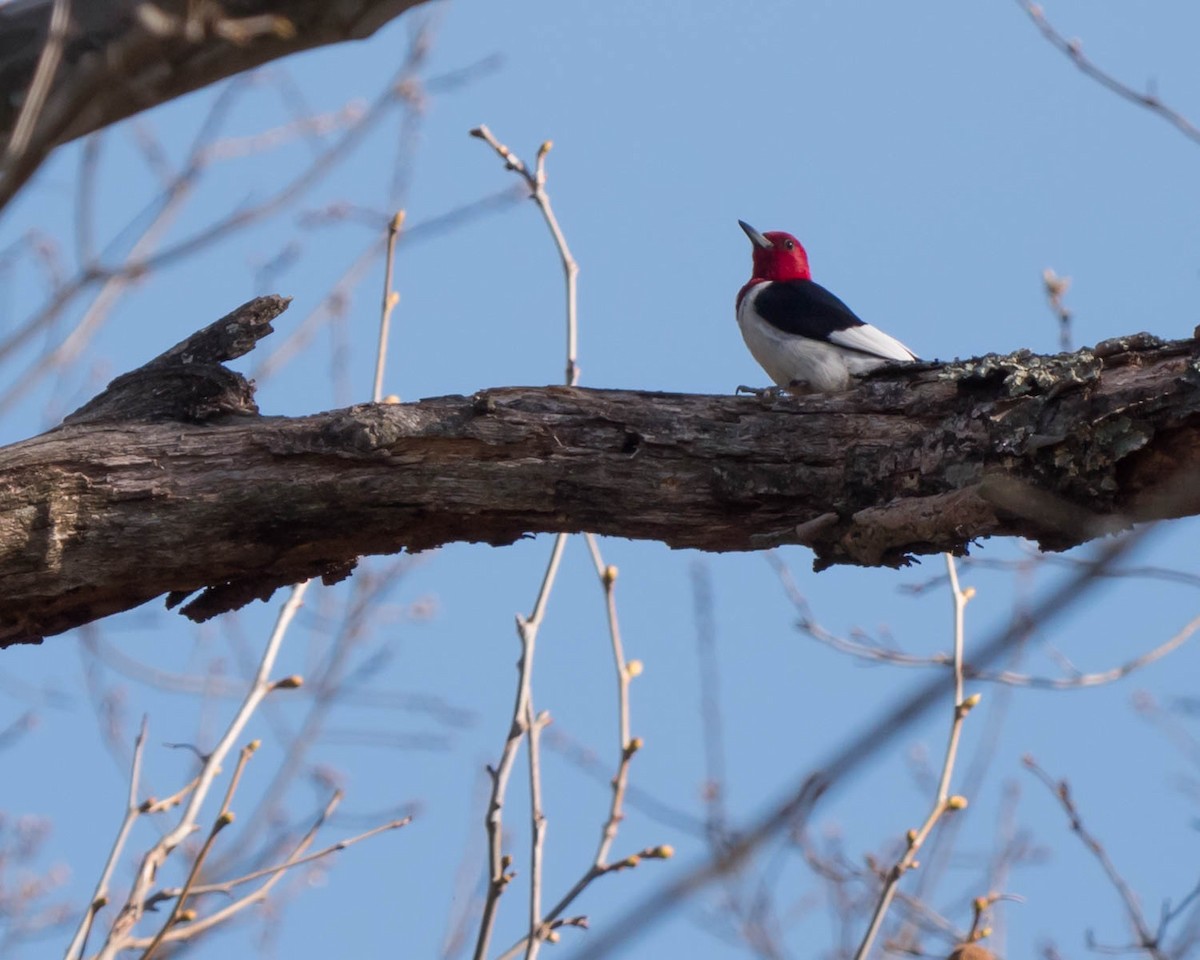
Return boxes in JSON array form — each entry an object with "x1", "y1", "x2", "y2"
[
  {"x1": 736, "y1": 383, "x2": 808, "y2": 400},
  {"x1": 736, "y1": 384, "x2": 781, "y2": 398}
]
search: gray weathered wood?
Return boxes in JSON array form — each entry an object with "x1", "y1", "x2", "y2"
[{"x1": 2, "y1": 296, "x2": 1199, "y2": 646}]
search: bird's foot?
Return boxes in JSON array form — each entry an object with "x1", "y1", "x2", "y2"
[
  {"x1": 736, "y1": 381, "x2": 818, "y2": 399},
  {"x1": 736, "y1": 384, "x2": 788, "y2": 399}
]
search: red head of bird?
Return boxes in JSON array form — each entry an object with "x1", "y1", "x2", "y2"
[{"x1": 739, "y1": 220, "x2": 811, "y2": 282}]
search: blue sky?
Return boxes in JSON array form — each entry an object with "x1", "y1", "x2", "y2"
[{"x1": 3, "y1": 1, "x2": 1200, "y2": 958}]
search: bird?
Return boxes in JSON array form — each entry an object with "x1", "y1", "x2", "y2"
[{"x1": 735, "y1": 220, "x2": 917, "y2": 393}]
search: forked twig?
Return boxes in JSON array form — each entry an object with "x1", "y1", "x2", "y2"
[
  {"x1": 585, "y1": 537, "x2": 639, "y2": 869},
  {"x1": 473, "y1": 532, "x2": 568, "y2": 960},
  {"x1": 122, "y1": 790, "x2": 349, "y2": 949},
  {"x1": 64, "y1": 717, "x2": 148, "y2": 960},
  {"x1": 492, "y1": 537, "x2": 668, "y2": 960},
  {"x1": 154, "y1": 816, "x2": 411, "y2": 904},
  {"x1": 469, "y1": 123, "x2": 581, "y2": 960},
  {"x1": 138, "y1": 740, "x2": 260, "y2": 960},
  {"x1": 1025, "y1": 756, "x2": 1168, "y2": 960},
  {"x1": 470, "y1": 125, "x2": 580, "y2": 385},
  {"x1": 471, "y1": 124, "x2": 661, "y2": 960},
  {"x1": 90, "y1": 582, "x2": 310, "y2": 960},
  {"x1": 852, "y1": 555, "x2": 979, "y2": 959}
]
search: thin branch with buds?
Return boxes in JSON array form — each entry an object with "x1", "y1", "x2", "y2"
[
  {"x1": 151, "y1": 816, "x2": 411, "y2": 907},
  {"x1": 139, "y1": 740, "x2": 262, "y2": 960},
  {"x1": 373, "y1": 210, "x2": 405, "y2": 403},
  {"x1": 473, "y1": 532, "x2": 569, "y2": 960},
  {"x1": 852, "y1": 555, "x2": 979, "y2": 960},
  {"x1": 1015, "y1": 1, "x2": 1200, "y2": 148},
  {"x1": 84, "y1": 582, "x2": 310, "y2": 960},
  {"x1": 469, "y1": 124, "x2": 579, "y2": 960},
  {"x1": 121, "y1": 791, "x2": 363, "y2": 950},
  {"x1": 584, "y1": 536, "x2": 639, "y2": 870},
  {"x1": 63, "y1": 717, "x2": 148, "y2": 960},
  {"x1": 73, "y1": 183, "x2": 426, "y2": 954},
  {"x1": 493, "y1": 539, "x2": 674, "y2": 957},
  {"x1": 72, "y1": 590, "x2": 409, "y2": 955},
  {"x1": 525, "y1": 698, "x2": 550, "y2": 960},
  {"x1": 470, "y1": 124, "x2": 663, "y2": 960}
]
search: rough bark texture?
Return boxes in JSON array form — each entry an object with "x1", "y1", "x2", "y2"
[
  {"x1": 3, "y1": 296, "x2": 1200, "y2": 647},
  {"x1": 0, "y1": 0, "x2": 430, "y2": 207}
]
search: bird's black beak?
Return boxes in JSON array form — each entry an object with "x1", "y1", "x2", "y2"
[{"x1": 738, "y1": 220, "x2": 772, "y2": 250}]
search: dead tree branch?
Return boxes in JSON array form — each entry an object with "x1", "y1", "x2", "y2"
[
  {"x1": 0, "y1": 0, "x2": 434, "y2": 211},
  {"x1": 3, "y1": 295, "x2": 1200, "y2": 646}
]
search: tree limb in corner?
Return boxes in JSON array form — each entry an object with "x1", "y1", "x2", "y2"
[
  {"x1": 0, "y1": 0, "x2": 433, "y2": 210},
  {"x1": 2, "y1": 295, "x2": 1200, "y2": 647}
]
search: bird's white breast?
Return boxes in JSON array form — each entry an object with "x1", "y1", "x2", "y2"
[
  {"x1": 736, "y1": 284, "x2": 850, "y2": 391},
  {"x1": 736, "y1": 283, "x2": 914, "y2": 393}
]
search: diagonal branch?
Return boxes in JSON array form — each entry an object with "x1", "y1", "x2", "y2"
[
  {"x1": 3, "y1": 299, "x2": 1200, "y2": 646},
  {"x1": 0, "y1": 0, "x2": 436, "y2": 213},
  {"x1": 1015, "y1": 1, "x2": 1200, "y2": 148}
]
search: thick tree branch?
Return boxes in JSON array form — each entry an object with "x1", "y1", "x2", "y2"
[
  {"x1": 3, "y1": 296, "x2": 1200, "y2": 646},
  {"x1": 0, "y1": 0, "x2": 432, "y2": 210}
]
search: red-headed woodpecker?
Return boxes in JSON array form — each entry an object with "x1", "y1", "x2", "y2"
[{"x1": 736, "y1": 220, "x2": 917, "y2": 393}]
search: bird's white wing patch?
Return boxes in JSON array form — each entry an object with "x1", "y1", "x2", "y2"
[{"x1": 828, "y1": 324, "x2": 917, "y2": 362}]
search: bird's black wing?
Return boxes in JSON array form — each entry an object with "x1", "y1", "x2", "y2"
[
  {"x1": 751, "y1": 279, "x2": 866, "y2": 340},
  {"x1": 751, "y1": 279, "x2": 917, "y2": 360}
]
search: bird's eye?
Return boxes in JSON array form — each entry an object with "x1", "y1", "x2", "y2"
[{"x1": 784, "y1": 239, "x2": 794, "y2": 250}]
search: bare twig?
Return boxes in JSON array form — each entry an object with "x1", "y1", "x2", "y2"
[
  {"x1": 853, "y1": 555, "x2": 977, "y2": 960},
  {"x1": 826, "y1": 617, "x2": 1196, "y2": 691},
  {"x1": 494, "y1": 846, "x2": 673, "y2": 960},
  {"x1": 0, "y1": 27, "x2": 448, "y2": 404},
  {"x1": 372, "y1": 210, "x2": 405, "y2": 402},
  {"x1": 1016, "y1": 1, "x2": 1200, "y2": 148},
  {"x1": 585, "y1": 538, "x2": 638, "y2": 868},
  {"x1": 471, "y1": 122, "x2": 661, "y2": 960},
  {"x1": 74, "y1": 133, "x2": 102, "y2": 266},
  {"x1": 63, "y1": 717, "x2": 148, "y2": 960},
  {"x1": 569, "y1": 529, "x2": 1155, "y2": 960},
  {"x1": 209, "y1": 562, "x2": 418, "y2": 866},
  {"x1": 470, "y1": 125, "x2": 579, "y2": 385},
  {"x1": 121, "y1": 790, "x2": 346, "y2": 949},
  {"x1": 1024, "y1": 756, "x2": 1168, "y2": 960},
  {"x1": 0, "y1": 168, "x2": 193, "y2": 418},
  {"x1": 1042, "y1": 268, "x2": 1073, "y2": 352},
  {"x1": 139, "y1": 740, "x2": 260, "y2": 960},
  {"x1": 495, "y1": 544, "x2": 661, "y2": 958},
  {"x1": 541, "y1": 727, "x2": 706, "y2": 836},
  {"x1": 526, "y1": 702, "x2": 550, "y2": 960},
  {"x1": 770, "y1": 556, "x2": 1200, "y2": 691},
  {"x1": 691, "y1": 561, "x2": 728, "y2": 843},
  {"x1": 1, "y1": 0, "x2": 70, "y2": 165},
  {"x1": 470, "y1": 123, "x2": 583, "y2": 960},
  {"x1": 473, "y1": 532, "x2": 569, "y2": 960},
  {"x1": 92, "y1": 581, "x2": 310, "y2": 959},
  {"x1": 493, "y1": 537, "x2": 673, "y2": 960},
  {"x1": 161, "y1": 816, "x2": 411, "y2": 902},
  {"x1": 251, "y1": 189, "x2": 521, "y2": 384}
]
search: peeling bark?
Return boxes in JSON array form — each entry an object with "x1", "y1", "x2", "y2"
[{"x1": 2, "y1": 297, "x2": 1200, "y2": 647}]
